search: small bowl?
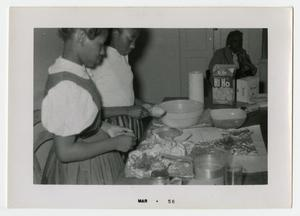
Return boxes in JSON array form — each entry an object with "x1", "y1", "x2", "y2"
[
  {"x1": 158, "y1": 100, "x2": 204, "y2": 128},
  {"x1": 210, "y1": 108, "x2": 247, "y2": 129}
]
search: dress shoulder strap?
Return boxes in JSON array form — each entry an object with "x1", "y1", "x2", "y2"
[
  {"x1": 44, "y1": 71, "x2": 103, "y2": 139},
  {"x1": 44, "y1": 71, "x2": 102, "y2": 110}
]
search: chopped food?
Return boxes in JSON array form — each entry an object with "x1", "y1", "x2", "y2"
[
  {"x1": 125, "y1": 125, "x2": 259, "y2": 179},
  {"x1": 168, "y1": 161, "x2": 194, "y2": 178},
  {"x1": 190, "y1": 128, "x2": 258, "y2": 156},
  {"x1": 151, "y1": 106, "x2": 166, "y2": 118},
  {"x1": 125, "y1": 131, "x2": 192, "y2": 179},
  {"x1": 143, "y1": 104, "x2": 166, "y2": 118},
  {"x1": 131, "y1": 153, "x2": 158, "y2": 171},
  {"x1": 152, "y1": 127, "x2": 183, "y2": 140},
  {"x1": 151, "y1": 169, "x2": 169, "y2": 177}
]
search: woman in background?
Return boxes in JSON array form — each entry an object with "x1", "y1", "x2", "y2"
[
  {"x1": 91, "y1": 28, "x2": 150, "y2": 143},
  {"x1": 41, "y1": 28, "x2": 136, "y2": 184},
  {"x1": 208, "y1": 30, "x2": 257, "y2": 79}
]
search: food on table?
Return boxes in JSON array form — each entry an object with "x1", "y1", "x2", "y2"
[
  {"x1": 125, "y1": 131, "x2": 193, "y2": 179},
  {"x1": 151, "y1": 169, "x2": 169, "y2": 178},
  {"x1": 151, "y1": 106, "x2": 166, "y2": 117},
  {"x1": 224, "y1": 128, "x2": 258, "y2": 155},
  {"x1": 190, "y1": 128, "x2": 258, "y2": 157},
  {"x1": 143, "y1": 104, "x2": 166, "y2": 118},
  {"x1": 153, "y1": 127, "x2": 183, "y2": 140},
  {"x1": 168, "y1": 161, "x2": 193, "y2": 178},
  {"x1": 125, "y1": 126, "x2": 258, "y2": 180}
]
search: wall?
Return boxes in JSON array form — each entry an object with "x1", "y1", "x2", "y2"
[
  {"x1": 131, "y1": 29, "x2": 181, "y2": 103},
  {"x1": 34, "y1": 28, "x2": 63, "y2": 110}
]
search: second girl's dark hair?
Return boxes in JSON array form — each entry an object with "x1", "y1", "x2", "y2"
[
  {"x1": 105, "y1": 28, "x2": 141, "y2": 45},
  {"x1": 58, "y1": 28, "x2": 108, "y2": 41},
  {"x1": 226, "y1": 30, "x2": 243, "y2": 46}
]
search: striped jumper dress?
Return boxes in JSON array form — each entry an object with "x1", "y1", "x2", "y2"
[{"x1": 41, "y1": 72, "x2": 124, "y2": 184}]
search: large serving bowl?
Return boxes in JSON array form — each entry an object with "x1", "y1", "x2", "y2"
[
  {"x1": 158, "y1": 100, "x2": 204, "y2": 128},
  {"x1": 210, "y1": 108, "x2": 247, "y2": 129}
]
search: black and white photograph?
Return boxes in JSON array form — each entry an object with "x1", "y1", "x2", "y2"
[
  {"x1": 33, "y1": 28, "x2": 268, "y2": 185},
  {"x1": 7, "y1": 7, "x2": 292, "y2": 209}
]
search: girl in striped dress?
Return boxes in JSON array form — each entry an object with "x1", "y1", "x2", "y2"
[
  {"x1": 91, "y1": 29, "x2": 151, "y2": 144},
  {"x1": 40, "y1": 28, "x2": 136, "y2": 184}
]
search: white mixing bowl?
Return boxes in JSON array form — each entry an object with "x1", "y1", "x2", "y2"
[
  {"x1": 158, "y1": 100, "x2": 204, "y2": 128},
  {"x1": 210, "y1": 108, "x2": 247, "y2": 129}
]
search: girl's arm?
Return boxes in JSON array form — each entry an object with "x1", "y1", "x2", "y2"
[
  {"x1": 102, "y1": 105, "x2": 149, "y2": 119},
  {"x1": 102, "y1": 106, "x2": 130, "y2": 118},
  {"x1": 54, "y1": 131, "x2": 136, "y2": 163},
  {"x1": 134, "y1": 98, "x2": 145, "y2": 106}
]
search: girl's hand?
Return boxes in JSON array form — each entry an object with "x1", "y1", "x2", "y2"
[
  {"x1": 113, "y1": 134, "x2": 137, "y2": 152},
  {"x1": 127, "y1": 105, "x2": 150, "y2": 119},
  {"x1": 107, "y1": 125, "x2": 134, "y2": 137},
  {"x1": 142, "y1": 104, "x2": 166, "y2": 118}
]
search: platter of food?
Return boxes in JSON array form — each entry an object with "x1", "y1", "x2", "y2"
[
  {"x1": 124, "y1": 124, "x2": 267, "y2": 179},
  {"x1": 125, "y1": 127, "x2": 194, "y2": 179}
]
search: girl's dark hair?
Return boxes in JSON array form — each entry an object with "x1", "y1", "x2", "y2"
[
  {"x1": 58, "y1": 28, "x2": 108, "y2": 41},
  {"x1": 226, "y1": 30, "x2": 243, "y2": 46},
  {"x1": 105, "y1": 28, "x2": 141, "y2": 45}
]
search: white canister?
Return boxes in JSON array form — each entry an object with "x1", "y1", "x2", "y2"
[{"x1": 189, "y1": 71, "x2": 204, "y2": 104}]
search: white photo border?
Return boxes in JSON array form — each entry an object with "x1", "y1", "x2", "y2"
[{"x1": 8, "y1": 7, "x2": 292, "y2": 209}]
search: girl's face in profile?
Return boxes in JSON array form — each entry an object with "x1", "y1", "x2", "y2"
[
  {"x1": 112, "y1": 29, "x2": 139, "y2": 56},
  {"x1": 79, "y1": 30, "x2": 108, "y2": 69}
]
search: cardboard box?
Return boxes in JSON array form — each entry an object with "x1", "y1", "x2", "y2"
[
  {"x1": 212, "y1": 64, "x2": 236, "y2": 105},
  {"x1": 236, "y1": 76, "x2": 259, "y2": 103}
]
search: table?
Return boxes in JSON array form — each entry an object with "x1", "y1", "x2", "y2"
[
  {"x1": 164, "y1": 96, "x2": 268, "y2": 148},
  {"x1": 115, "y1": 97, "x2": 268, "y2": 185}
]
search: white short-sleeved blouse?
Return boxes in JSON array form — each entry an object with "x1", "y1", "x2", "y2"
[
  {"x1": 41, "y1": 57, "x2": 98, "y2": 137},
  {"x1": 91, "y1": 46, "x2": 135, "y2": 107}
]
